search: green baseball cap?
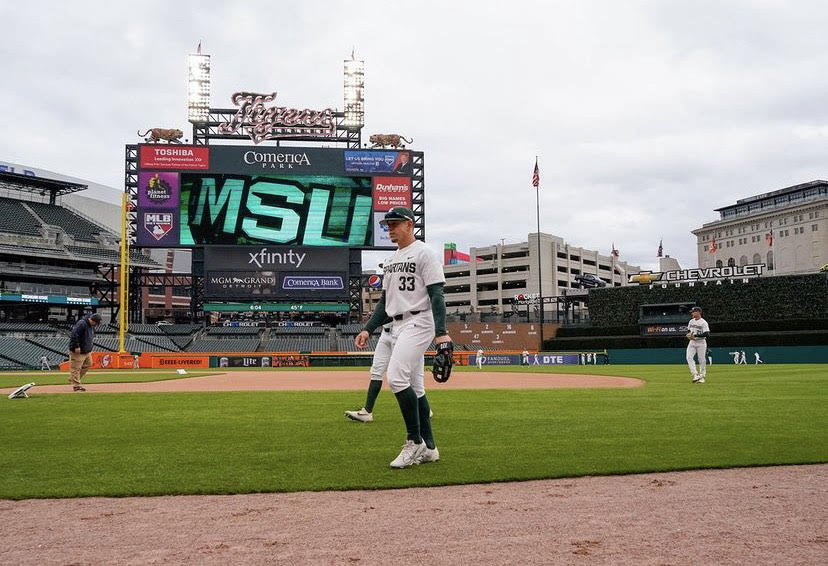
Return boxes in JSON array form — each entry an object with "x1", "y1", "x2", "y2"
[{"x1": 379, "y1": 206, "x2": 415, "y2": 225}]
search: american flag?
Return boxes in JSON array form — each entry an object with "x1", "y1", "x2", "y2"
[
  {"x1": 532, "y1": 158, "x2": 539, "y2": 189},
  {"x1": 766, "y1": 229, "x2": 773, "y2": 247},
  {"x1": 657, "y1": 238, "x2": 663, "y2": 258},
  {"x1": 611, "y1": 243, "x2": 619, "y2": 257}
]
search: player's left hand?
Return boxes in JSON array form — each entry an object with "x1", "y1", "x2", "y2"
[{"x1": 432, "y1": 339, "x2": 454, "y2": 383}]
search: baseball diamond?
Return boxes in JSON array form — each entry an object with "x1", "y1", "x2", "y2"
[{"x1": 3, "y1": 8, "x2": 828, "y2": 564}]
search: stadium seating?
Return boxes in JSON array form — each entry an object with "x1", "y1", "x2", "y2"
[
  {"x1": 0, "y1": 197, "x2": 43, "y2": 236},
  {"x1": 25, "y1": 201, "x2": 106, "y2": 242},
  {"x1": 130, "y1": 335, "x2": 180, "y2": 352},
  {"x1": 260, "y1": 336, "x2": 330, "y2": 352},
  {"x1": 270, "y1": 326, "x2": 327, "y2": 335},
  {"x1": 186, "y1": 338, "x2": 261, "y2": 353},
  {"x1": 0, "y1": 338, "x2": 66, "y2": 368},
  {"x1": 159, "y1": 324, "x2": 201, "y2": 336},
  {"x1": 206, "y1": 326, "x2": 263, "y2": 336},
  {"x1": 125, "y1": 324, "x2": 163, "y2": 335},
  {"x1": 0, "y1": 322, "x2": 54, "y2": 333}
]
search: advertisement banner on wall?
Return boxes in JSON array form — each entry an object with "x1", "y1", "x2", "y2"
[
  {"x1": 373, "y1": 212, "x2": 393, "y2": 247},
  {"x1": 138, "y1": 171, "x2": 180, "y2": 208},
  {"x1": 469, "y1": 353, "x2": 581, "y2": 366},
  {"x1": 139, "y1": 145, "x2": 210, "y2": 170},
  {"x1": 203, "y1": 246, "x2": 349, "y2": 300},
  {"x1": 136, "y1": 208, "x2": 179, "y2": 246},
  {"x1": 372, "y1": 176, "x2": 412, "y2": 211},
  {"x1": 344, "y1": 150, "x2": 411, "y2": 175}
]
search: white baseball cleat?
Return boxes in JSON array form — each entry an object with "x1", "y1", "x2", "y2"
[
  {"x1": 417, "y1": 446, "x2": 440, "y2": 464},
  {"x1": 697, "y1": 377, "x2": 706, "y2": 383},
  {"x1": 692, "y1": 375, "x2": 703, "y2": 383},
  {"x1": 429, "y1": 409, "x2": 434, "y2": 418},
  {"x1": 390, "y1": 440, "x2": 426, "y2": 468},
  {"x1": 345, "y1": 408, "x2": 373, "y2": 422}
]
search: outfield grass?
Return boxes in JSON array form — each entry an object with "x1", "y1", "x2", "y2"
[
  {"x1": 0, "y1": 370, "x2": 219, "y2": 388},
  {"x1": 0, "y1": 364, "x2": 825, "y2": 499}
]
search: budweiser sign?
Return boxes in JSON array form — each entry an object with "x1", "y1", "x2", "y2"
[{"x1": 218, "y1": 92, "x2": 336, "y2": 144}]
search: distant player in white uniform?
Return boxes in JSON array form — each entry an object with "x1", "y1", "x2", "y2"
[
  {"x1": 729, "y1": 351, "x2": 739, "y2": 364},
  {"x1": 355, "y1": 207, "x2": 450, "y2": 468},
  {"x1": 739, "y1": 350, "x2": 747, "y2": 365},
  {"x1": 40, "y1": 355, "x2": 50, "y2": 371},
  {"x1": 476, "y1": 348, "x2": 484, "y2": 369},
  {"x1": 521, "y1": 349, "x2": 529, "y2": 366},
  {"x1": 686, "y1": 306, "x2": 710, "y2": 383},
  {"x1": 754, "y1": 351, "x2": 763, "y2": 364}
]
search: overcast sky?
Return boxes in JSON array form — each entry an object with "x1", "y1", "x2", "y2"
[{"x1": 2, "y1": 0, "x2": 827, "y2": 271}]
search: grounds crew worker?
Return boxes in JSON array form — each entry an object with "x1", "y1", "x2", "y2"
[
  {"x1": 68, "y1": 313, "x2": 101, "y2": 391},
  {"x1": 354, "y1": 207, "x2": 450, "y2": 468}
]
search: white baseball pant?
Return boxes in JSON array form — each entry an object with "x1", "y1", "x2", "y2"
[
  {"x1": 686, "y1": 340, "x2": 707, "y2": 378},
  {"x1": 387, "y1": 312, "x2": 434, "y2": 397},
  {"x1": 370, "y1": 329, "x2": 394, "y2": 381}
]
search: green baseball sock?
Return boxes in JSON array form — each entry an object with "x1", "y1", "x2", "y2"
[
  {"x1": 393, "y1": 386, "x2": 422, "y2": 444},
  {"x1": 417, "y1": 394, "x2": 435, "y2": 450},
  {"x1": 364, "y1": 379, "x2": 382, "y2": 413}
]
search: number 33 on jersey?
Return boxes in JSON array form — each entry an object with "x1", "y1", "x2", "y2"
[{"x1": 382, "y1": 240, "x2": 445, "y2": 316}]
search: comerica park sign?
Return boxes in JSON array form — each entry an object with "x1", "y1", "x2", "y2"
[{"x1": 630, "y1": 263, "x2": 766, "y2": 288}]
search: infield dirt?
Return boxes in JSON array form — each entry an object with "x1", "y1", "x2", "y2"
[
  {"x1": 2, "y1": 369, "x2": 643, "y2": 394},
  {"x1": 0, "y1": 465, "x2": 824, "y2": 565}
]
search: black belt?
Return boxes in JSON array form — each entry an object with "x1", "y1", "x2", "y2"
[{"x1": 392, "y1": 310, "x2": 421, "y2": 321}]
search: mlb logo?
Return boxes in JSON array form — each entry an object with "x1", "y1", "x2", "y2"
[
  {"x1": 367, "y1": 274, "x2": 382, "y2": 289},
  {"x1": 144, "y1": 212, "x2": 173, "y2": 240}
]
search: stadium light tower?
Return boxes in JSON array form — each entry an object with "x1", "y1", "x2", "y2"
[
  {"x1": 188, "y1": 42, "x2": 211, "y2": 123},
  {"x1": 343, "y1": 50, "x2": 364, "y2": 130}
]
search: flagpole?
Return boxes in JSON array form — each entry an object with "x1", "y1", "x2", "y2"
[{"x1": 535, "y1": 156, "x2": 544, "y2": 348}]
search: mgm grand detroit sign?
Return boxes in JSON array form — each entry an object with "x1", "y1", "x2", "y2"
[{"x1": 629, "y1": 264, "x2": 766, "y2": 288}]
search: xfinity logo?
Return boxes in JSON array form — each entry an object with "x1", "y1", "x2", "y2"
[
  {"x1": 243, "y1": 150, "x2": 312, "y2": 169},
  {"x1": 248, "y1": 248, "x2": 307, "y2": 268}
]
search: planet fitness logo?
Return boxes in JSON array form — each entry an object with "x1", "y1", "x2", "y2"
[{"x1": 144, "y1": 173, "x2": 173, "y2": 203}]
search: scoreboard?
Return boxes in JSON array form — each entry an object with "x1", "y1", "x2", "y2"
[{"x1": 135, "y1": 145, "x2": 417, "y2": 249}]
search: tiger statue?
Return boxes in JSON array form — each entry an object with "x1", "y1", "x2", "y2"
[
  {"x1": 369, "y1": 134, "x2": 413, "y2": 149},
  {"x1": 137, "y1": 128, "x2": 184, "y2": 143}
]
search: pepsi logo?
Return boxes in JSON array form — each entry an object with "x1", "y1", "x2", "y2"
[{"x1": 367, "y1": 274, "x2": 382, "y2": 289}]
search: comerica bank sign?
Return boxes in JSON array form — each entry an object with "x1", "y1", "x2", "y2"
[{"x1": 630, "y1": 263, "x2": 766, "y2": 288}]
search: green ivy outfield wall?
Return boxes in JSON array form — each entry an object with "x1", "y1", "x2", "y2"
[
  {"x1": 607, "y1": 345, "x2": 828, "y2": 364},
  {"x1": 588, "y1": 273, "x2": 828, "y2": 326}
]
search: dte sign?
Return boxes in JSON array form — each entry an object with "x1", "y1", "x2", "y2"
[{"x1": 542, "y1": 355, "x2": 566, "y2": 364}]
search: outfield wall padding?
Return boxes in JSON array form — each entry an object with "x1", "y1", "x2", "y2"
[{"x1": 606, "y1": 345, "x2": 828, "y2": 364}]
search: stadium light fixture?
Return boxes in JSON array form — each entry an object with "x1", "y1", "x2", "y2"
[
  {"x1": 188, "y1": 43, "x2": 211, "y2": 123},
  {"x1": 343, "y1": 52, "x2": 364, "y2": 130}
]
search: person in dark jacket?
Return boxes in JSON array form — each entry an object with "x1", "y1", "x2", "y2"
[{"x1": 68, "y1": 313, "x2": 101, "y2": 391}]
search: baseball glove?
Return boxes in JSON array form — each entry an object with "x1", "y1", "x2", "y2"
[
  {"x1": 432, "y1": 341, "x2": 454, "y2": 383},
  {"x1": 685, "y1": 332, "x2": 695, "y2": 340}
]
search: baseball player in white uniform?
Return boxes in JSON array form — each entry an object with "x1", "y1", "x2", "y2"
[
  {"x1": 345, "y1": 321, "x2": 393, "y2": 422},
  {"x1": 476, "y1": 348, "x2": 484, "y2": 369},
  {"x1": 355, "y1": 207, "x2": 450, "y2": 468},
  {"x1": 686, "y1": 306, "x2": 710, "y2": 383},
  {"x1": 521, "y1": 349, "x2": 529, "y2": 366}
]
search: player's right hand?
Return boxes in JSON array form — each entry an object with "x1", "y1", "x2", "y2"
[{"x1": 354, "y1": 330, "x2": 369, "y2": 349}]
